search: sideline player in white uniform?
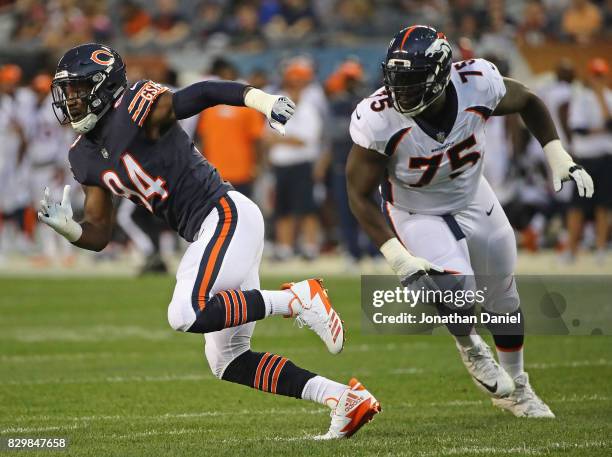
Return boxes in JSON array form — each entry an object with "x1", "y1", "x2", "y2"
[
  {"x1": 347, "y1": 26, "x2": 594, "y2": 418},
  {"x1": 25, "y1": 74, "x2": 75, "y2": 264}
]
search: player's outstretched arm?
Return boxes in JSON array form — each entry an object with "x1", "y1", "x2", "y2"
[
  {"x1": 39, "y1": 185, "x2": 114, "y2": 252},
  {"x1": 493, "y1": 78, "x2": 594, "y2": 198},
  {"x1": 346, "y1": 144, "x2": 443, "y2": 281},
  {"x1": 146, "y1": 81, "x2": 295, "y2": 135}
]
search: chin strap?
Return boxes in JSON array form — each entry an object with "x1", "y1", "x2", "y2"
[{"x1": 71, "y1": 113, "x2": 99, "y2": 133}]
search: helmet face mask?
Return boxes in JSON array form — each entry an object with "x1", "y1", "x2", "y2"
[
  {"x1": 382, "y1": 26, "x2": 452, "y2": 116},
  {"x1": 51, "y1": 44, "x2": 127, "y2": 133},
  {"x1": 52, "y1": 76, "x2": 99, "y2": 125}
]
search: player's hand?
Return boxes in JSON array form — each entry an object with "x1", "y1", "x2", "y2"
[
  {"x1": 397, "y1": 255, "x2": 445, "y2": 287},
  {"x1": 38, "y1": 185, "x2": 83, "y2": 242},
  {"x1": 244, "y1": 88, "x2": 296, "y2": 135},
  {"x1": 268, "y1": 96, "x2": 296, "y2": 135},
  {"x1": 380, "y1": 238, "x2": 445, "y2": 285},
  {"x1": 543, "y1": 140, "x2": 594, "y2": 198}
]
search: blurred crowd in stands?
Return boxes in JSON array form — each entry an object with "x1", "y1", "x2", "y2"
[
  {"x1": 0, "y1": 0, "x2": 611, "y2": 273},
  {"x1": 1, "y1": 0, "x2": 612, "y2": 53}
]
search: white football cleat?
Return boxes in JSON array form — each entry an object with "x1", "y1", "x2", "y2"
[
  {"x1": 282, "y1": 278, "x2": 344, "y2": 354},
  {"x1": 457, "y1": 341, "x2": 515, "y2": 398},
  {"x1": 492, "y1": 372, "x2": 555, "y2": 418},
  {"x1": 315, "y1": 378, "x2": 381, "y2": 440}
]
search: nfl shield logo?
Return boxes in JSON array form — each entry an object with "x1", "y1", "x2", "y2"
[
  {"x1": 100, "y1": 148, "x2": 109, "y2": 159},
  {"x1": 436, "y1": 132, "x2": 446, "y2": 143}
]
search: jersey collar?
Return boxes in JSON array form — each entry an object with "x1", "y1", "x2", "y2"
[{"x1": 412, "y1": 81, "x2": 458, "y2": 144}]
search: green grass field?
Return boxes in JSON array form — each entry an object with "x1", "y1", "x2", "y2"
[{"x1": 1, "y1": 276, "x2": 611, "y2": 456}]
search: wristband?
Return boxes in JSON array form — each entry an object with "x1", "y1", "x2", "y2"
[
  {"x1": 244, "y1": 88, "x2": 277, "y2": 117},
  {"x1": 380, "y1": 237, "x2": 412, "y2": 275}
]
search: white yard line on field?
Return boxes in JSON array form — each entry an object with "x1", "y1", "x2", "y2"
[
  {"x1": 415, "y1": 440, "x2": 610, "y2": 457},
  {"x1": 1, "y1": 408, "x2": 326, "y2": 434},
  {"x1": 3, "y1": 357, "x2": 609, "y2": 386},
  {"x1": 3, "y1": 393, "x2": 610, "y2": 434},
  {"x1": 0, "y1": 351, "x2": 160, "y2": 363},
  {"x1": 526, "y1": 359, "x2": 612, "y2": 369},
  {"x1": 1, "y1": 373, "x2": 216, "y2": 386}
]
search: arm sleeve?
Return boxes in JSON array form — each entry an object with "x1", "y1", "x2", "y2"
[{"x1": 172, "y1": 80, "x2": 248, "y2": 120}]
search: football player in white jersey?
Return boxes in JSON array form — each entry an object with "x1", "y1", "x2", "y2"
[{"x1": 347, "y1": 26, "x2": 594, "y2": 418}]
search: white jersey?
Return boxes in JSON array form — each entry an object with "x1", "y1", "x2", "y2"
[
  {"x1": 568, "y1": 85, "x2": 612, "y2": 159},
  {"x1": 350, "y1": 58, "x2": 506, "y2": 215},
  {"x1": 537, "y1": 80, "x2": 573, "y2": 148},
  {"x1": 24, "y1": 93, "x2": 73, "y2": 166},
  {"x1": 0, "y1": 88, "x2": 36, "y2": 212}
]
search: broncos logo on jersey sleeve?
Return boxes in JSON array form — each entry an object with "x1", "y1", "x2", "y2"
[{"x1": 127, "y1": 80, "x2": 169, "y2": 127}]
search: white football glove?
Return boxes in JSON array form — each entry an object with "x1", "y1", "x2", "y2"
[
  {"x1": 244, "y1": 88, "x2": 296, "y2": 135},
  {"x1": 38, "y1": 185, "x2": 82, "y2": 242},
  {"x1": 544, "y1": 139, "x2": 594, "y2": 198},
  {"x1": 380, "y1": 238, "x2": 445, "y2": 286}
]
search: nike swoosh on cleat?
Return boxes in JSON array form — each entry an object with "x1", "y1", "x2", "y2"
[
  {"x1": 486, "y1": 204, "x2": 494, "y2": 216},
  {"x1": 356, "y1": 110, "x2": 361, "y2": 120},
  {"x1": 475, "y1": 378, "x2": 497, "y2": 393}
]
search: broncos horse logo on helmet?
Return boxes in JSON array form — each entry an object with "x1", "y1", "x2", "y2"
[
  {"x1": 51, "y1": 43, "x2": 127, "y2": 134},
  {"x1": 382, "y1": 25, "x2": 452, "y2": 116}
]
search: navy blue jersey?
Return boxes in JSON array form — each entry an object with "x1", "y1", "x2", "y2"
[{"x1": 69, "y1": 80, "x2": 232, "y2": 242}]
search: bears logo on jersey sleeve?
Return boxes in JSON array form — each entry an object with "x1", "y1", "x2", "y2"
[
  {"x1": 452, "y1": 58, "x2": 506, "y2": 113},
  {"x1": 127, "y1": 80, "x2": 169, "y2": 127},
  {"x1": 349, "y1": 88, "x2": 408, "y2": 156}
]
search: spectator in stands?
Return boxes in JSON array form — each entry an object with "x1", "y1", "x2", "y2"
[
  {"x1": 229, "y1": 2, "x2": 265, "y2": 50},
  {"x1": 604, "y1": 0, "x2": 612, "y2": 37},
  {"x1": 263, "y1": 0, "x2": 318, "y2": 46},
  {"x1": 195, "y1": 58, "x2": 265, "y2": 198},
  {"x1": 517, "y1": 0, "x2": 549, "y2": 45},
  {"x1": 43, "y1": 0, "x2": 95, "y2": 50},
  {"x1": 332, "y1": 0, "x2": 377, "y2": 43},
  {"x1": 194, "y1": 0, "x2": 227, "y2": 42},
  {"x1": 566, "y1": 58, "x2": 611, "y2": 262},
  {"x1": 88, "y1": 1, "x2": 112, "y2": 42},
  {"x1": 266, "y1": 59, "x2": 323, "y2": 261},
  {"x1": 152, "y1": 0, "x2": 189, "y2": 47},
  {"x1": 562, "y1": 0, "x2": 602, "y2": 43},
  {"x1": 120, "y1": 0, "x2": 154, "y2": 47},
  {"x1": 11, "y1": 0, "x2": 47, "y2": 45}
]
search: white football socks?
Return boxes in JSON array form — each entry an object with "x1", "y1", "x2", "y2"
[
  {"x1": 302, "y1": 376, "x2": 348, "y2": 408},
  {"x1": 260, "y1": 290, "x2": 295, "y2": 316},
  {"x1": 497, "y1": 347, "x2": 524, "y2": 379}
]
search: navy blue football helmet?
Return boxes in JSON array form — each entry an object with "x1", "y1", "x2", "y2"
[
  {"x1": 51, "y1": 43, "x2": 127, "y2": 133},
  {"x1": 382, "y1": 25, "x2": 452, "y2": 116}
]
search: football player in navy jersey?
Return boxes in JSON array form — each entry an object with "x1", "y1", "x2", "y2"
[
  {"x1": 39, "y1": 43, "x2": 380, "y2": 439},
  {"x1": 347, "y1": 26, "x2": 594, "y2": 417}
]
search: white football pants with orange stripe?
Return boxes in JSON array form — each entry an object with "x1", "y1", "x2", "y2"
[{"x1": 167, "y1": 190, "x2": 263, "y2": 377}]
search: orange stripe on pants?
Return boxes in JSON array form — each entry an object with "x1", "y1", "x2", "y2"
[{"x1": 197, "y1": 197, "x2": 233, "y2": 310}]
